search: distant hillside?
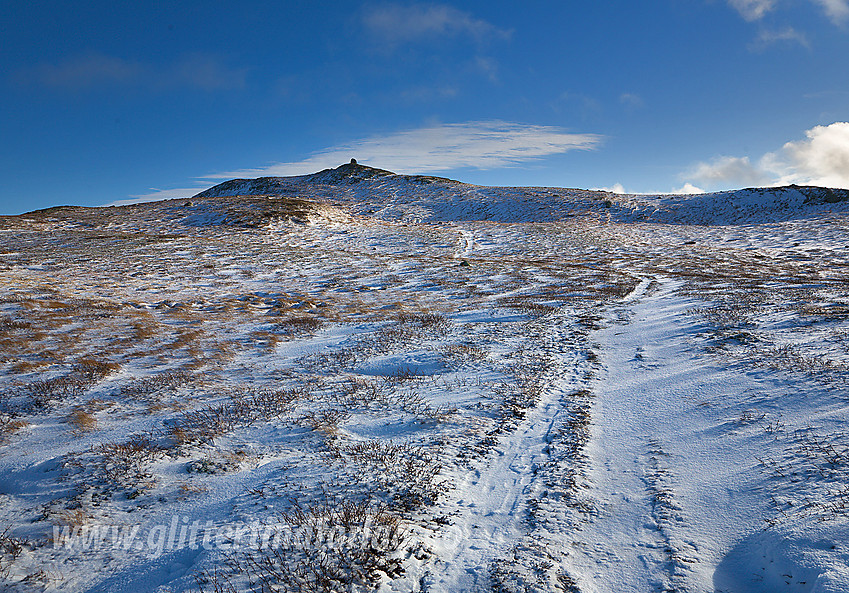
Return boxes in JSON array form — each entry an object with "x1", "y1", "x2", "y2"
[
  {"x1": 194, "y1": 162, "x2": 457, "y2": 199},
  {"x1": 193, "y1": 162, "x2": 849, "y2": 225}
]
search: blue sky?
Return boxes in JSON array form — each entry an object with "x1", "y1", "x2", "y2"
[{"x1": 2, "y1": 1, "x2": 849, "y2": 214}]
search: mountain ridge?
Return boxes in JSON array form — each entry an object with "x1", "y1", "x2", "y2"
[
  {"x1": 192, "y1": 161, "x2": 849, "y2": 226},
  {"x1": 10, "y1": 161, "x2": 849, "y2": 226}
]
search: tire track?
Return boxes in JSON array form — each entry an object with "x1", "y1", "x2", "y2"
[{"x1": 419, "y1": 310, "x2": 591, "y2": 592}]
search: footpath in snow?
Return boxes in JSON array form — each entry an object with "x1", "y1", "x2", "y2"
[
  {"x1": 417, "y1": 274, "x2": 849, "y2": 592},
  {"x1": 419, "y1": 308, "x2": 590, "y2": 592},
  {"x1": 568, "y1": 277, "x2": 849, "y2": 592}
]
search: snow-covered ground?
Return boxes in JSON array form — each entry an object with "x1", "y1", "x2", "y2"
[{"x1": 1, "y1": 163, "x2": 848, "y2": 592}]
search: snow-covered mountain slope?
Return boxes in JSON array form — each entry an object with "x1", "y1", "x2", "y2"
[
  {"x1": 195, "y1": 162, "x2": 849, "y2": 225},
  {"x1": 0, "y1": 166, "x2": 848, "y2": 592},
  {"x1": 626, "y1": 184, "x2": 849, "y2": 225}
]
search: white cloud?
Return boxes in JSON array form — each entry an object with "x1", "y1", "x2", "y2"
[
  {"x1": 117, "y1": 121, "x2": 602, "y2": 205},
  {"x1": 763, "y1": 121, "x2": 849, "y2": 187},
  {"x1": 593, "y1": 182, "x2": 707, "y2": 196},
  {"x1": 749, "y1": 27, "x2": 810, "y2": 51},
  {"x1": 687, "y1": 156, "x2": 771, "y2": 187},
  {"x1": 682, "y1": 122, "x2": 849, "y2": 190},
  {"x1": 594, "y1": 183, "x2": 626, "y2": 194},
  {"x1": 210, "y1": 121, "x2": 603, "y2": 179},
  {"x1": 362, "y1": 3, "x2": 511, "y2": 45},
  {"x1": 107, "y1": 186, "x2": 210, "y2": 206},
  {"x1": 728, "y1": 0, "x2": 776, "y2": 21},
  {"x1": 619, "y1": 93, "x2": 644, "y2": 109},
  {"x1": 811, "y1": 0, "x2": 849, "y2": 23},
  {"x1": 728, "y1": 0, "x2": 848, "y2": 27},
  {"x1": 672, "y1": 183, "x2": 706, "y2": 194},
  {"x1": 474, "y1": 56, "x2": 500, "y2": 82}
]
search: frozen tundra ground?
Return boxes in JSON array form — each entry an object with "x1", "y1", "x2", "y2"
[{"x1": 1, "y1": 163, "x2": 849, "y2": 592}]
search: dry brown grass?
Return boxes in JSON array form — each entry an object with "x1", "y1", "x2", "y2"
[
  {"x1": 53, "y1": 508, "x2": 91, "y2": 532},
  {"x1": 274, "y1": 315, "x2": 324, "y2": 337},
  {"x1": 130, "y1": 315, "x2": 159, "y2": 341},
  {"x1": 121, "y1": 369, "x2": 193, "y2": 400},
  {"x1": 169, "y1": 328, "x2": 207, "y2": 350},
  {"x1": 67, "y1": 409, "x2": 97, "y2": 433},
  {"x1": 304, "y1": 408, "x2": 349, "y2": 440},
  {"x1": 73, "y1": 359, "x2": 120, "y2": 383},
  {"x1": 0, "y1": 294, "x2": 178, "y2": 376},
  {"x1": 0, "y1": 416, "x2": 27, "y2": 444},
  {"x1": 200, "y1": 497, "x2": 408, "y2": 593},
  {"x1": 167, "y1": 387, "x2": 302, "y2": 446},
  {"x1": 177, "y1": 481, "x2": 209, "y2": 500},
  {"x1": 25, "y1": 359, "x2": 119, "y2": 409},
  {"x1": 9, "y1": 359, "x2": 51, "y2": 373},
  {"x1": 798, "y1": 303, "x2": 849, "y2": 321},
  {"x1": 441, "y1": 342, "x2": 488, "y2": 365},
  {"x1": 497, "y1": 295, "x2": 558, "y2": 318},
  {"x1": 248, "y1": 330, "x2": 283, "y2": 351}
]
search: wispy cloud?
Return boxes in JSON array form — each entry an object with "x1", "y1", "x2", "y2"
[
  {"x1": 474, "y1": 56, "x2": 500, "y2": 82},
  {"x1": 619, "y1": 93, "x2": 644, "y2": 110},
  {"x1": 682, "y1": 122, "x2": 849, "y2": 190},
  {"x1": 749, "y1": 27, "x2": 810, "y2": 51},
  {"x1": 210, "y1": 121, "x2": 603, "y2": 179},
  {"x1": 728, "y1": 0, "x2": 776, "y2": 21},
  {"x1": 555, "y1": 91, "x2": 602, "y2": 120},
  {"x1": 728, "y1": 0, "x2": 849, "y2": 27},
  {"x1": 361, "y1": 2, "x2": 511, "y2": 46},
  {"x1": 22, "y1": 54, "x2": 143, "y2": 90},
  {"x1": 17, "y1": 53, "x2": 246, "y2": 92},
  {"x1": 108, "y1": 186, "x2": 211, "y2": 206},
  {"x1": 811, "y1": 0, "x2": 849, "y2": 23},
  {"x1": 117, "y1": 121, "x2": 602, "y2": 206},
  {"x1": 398, "y1": 85, "x2": 458, "y2": 102}
]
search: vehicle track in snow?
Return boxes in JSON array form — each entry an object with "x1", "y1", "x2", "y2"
[
  {"x1": 401, "y1": 273, "x2": 780, "y2": 593},
  {"x1": 556, "y1": 277, "x2": 705, "y2": 593},
  {"x1": 418, "y1": 308, "x2": 593, "y2": 592},
  {"x1": 560, "y1": 276, "x2": 775, "y2": 593}
]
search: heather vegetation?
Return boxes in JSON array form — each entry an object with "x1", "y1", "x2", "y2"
[{"x1": 1, "y1": 166, "x2": 848, "y2": 591}]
